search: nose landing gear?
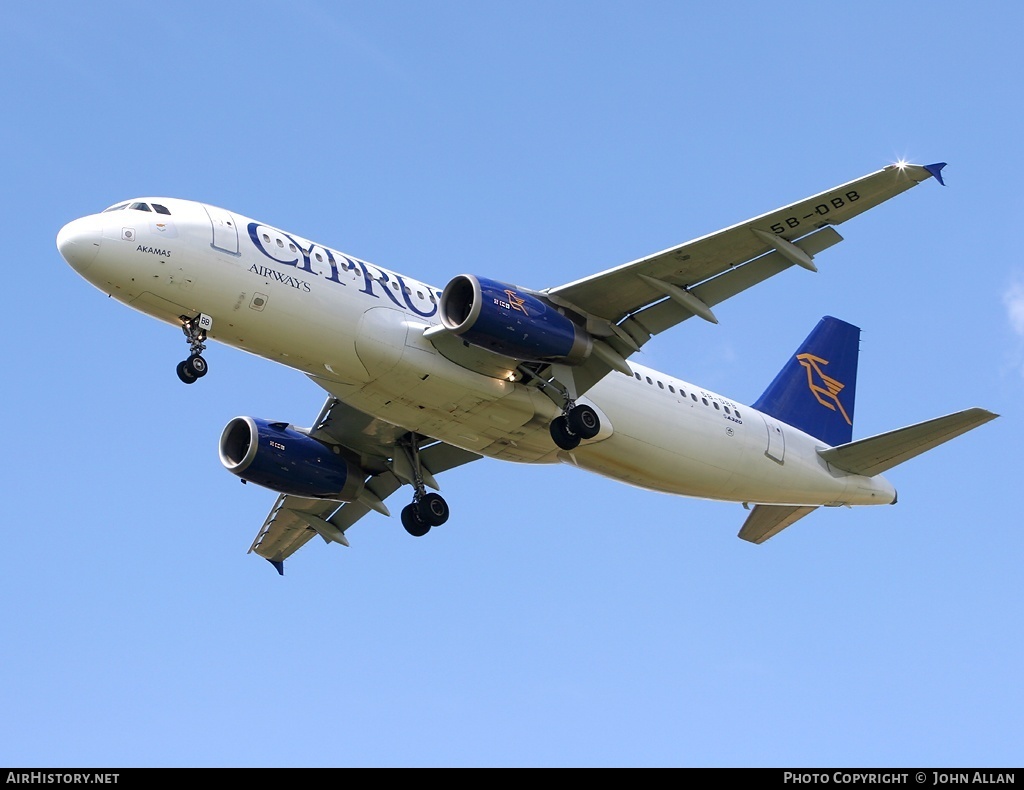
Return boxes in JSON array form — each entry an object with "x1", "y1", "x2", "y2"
[
  {"x1": 176, "y1": 314, "x2": 212, "y2": 384},
  {"x1": 176, "y1": 356, "x2": 208, "y2": 384}
]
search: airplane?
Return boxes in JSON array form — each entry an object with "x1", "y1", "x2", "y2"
[{"x1": 56, "y1": 161, "x2": 997, "y2": 574}]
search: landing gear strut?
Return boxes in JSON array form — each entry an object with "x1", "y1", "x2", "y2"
[
  {"x1": 176, "y1": 314, "x2": 211, "y2": 384},
  {"x1": 549, "y1": 403, "x2": 600, "y2": 451},
  {"x1": 523, "y1": 363, "x2": 601, "y2": 451},
  {"x1": 399, "y1": 437, "x2": 450, "y2": 537}
]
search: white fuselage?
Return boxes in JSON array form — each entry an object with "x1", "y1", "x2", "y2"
[{"x1": 57, "y1": 198, "x2": 896, "y2": 509}]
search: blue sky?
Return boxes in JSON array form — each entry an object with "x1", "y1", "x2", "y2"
[{"x1": 3, "y1": 1, "x2": 1021, "y2": 768}]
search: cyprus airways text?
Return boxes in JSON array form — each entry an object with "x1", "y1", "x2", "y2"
[{"x1": 247, "y1": 222, "x2": 439, "y2": 317}]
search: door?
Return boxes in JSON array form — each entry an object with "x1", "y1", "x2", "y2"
[
  {"x1": 762, "y1": 415, "x2": 786, "y2": 464},
  {"x1": 203, "y1": 204, "x2": 239, "y2": 255}
]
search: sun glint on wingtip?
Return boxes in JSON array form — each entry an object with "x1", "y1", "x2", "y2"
[{"x1": 892, "y1": 159, "x2": 947, "y2": 186}]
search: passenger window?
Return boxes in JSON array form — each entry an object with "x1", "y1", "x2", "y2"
[
  {"x1": 645, "y1": 376, "x2": 653, "y2": 385},
  {"x1": 691, "y1": 394, "x2": 697, "y2": 402},
  {"x1": 658, "y1": 381, "x2": 664, "y2": 389},
  {"x1": 668, "y1": 385, "x2": 675, "y2": 393},
  {"x1": 701, "y1": 397, "x2": 708, "y2": 406},
  {"x1": 735, "y1": 409, "x2": 741, "y2": 418},
  {"x1": 713, "y1": 402, "x2": 720, "y2": 410},
  {"x1": 129, "y1": 202, "x2": 151, "y2": 212},
  {"x1": 725, "y1": 406, "x2": 731, "y2": 415},
  {"x1": 152, "y1": 204, "x2": 171, "y2": 215},
  {"x1": 276, "y1": 239, "x2": 284, "y2": 248},
  {"x1": 262, "y1": 234, "x2": 271, "y2": 243},
  {"x1": 634, "y1": 373, "x2": 641, "y2": 380}
]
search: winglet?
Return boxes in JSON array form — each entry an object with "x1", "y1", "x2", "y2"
[
  {"x1": 924, "y1": 162, "x2": 947, "y2": 186},
  {"x1": 268, "y1": 558, "x2": 284, "y2": 576}
]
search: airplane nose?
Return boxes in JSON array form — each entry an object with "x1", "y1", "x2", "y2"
[{"x1": 56, "y1": 217, "x2": 102, "y2": 273}]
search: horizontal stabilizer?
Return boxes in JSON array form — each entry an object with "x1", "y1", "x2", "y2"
[
  {"x1": 818, "y1": 408, "x2": 998, "y2": 477},
  {"x1": 738, "y1": 504, "x2": 817, "y2": 544}
]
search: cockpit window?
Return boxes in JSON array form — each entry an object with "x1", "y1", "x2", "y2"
[
  {"x1": 151, "y1": 204, "x2": 171, "y2": 215},
  {"x1": 129, "y1": 202, "x2": 152, "y2": 212},
  {"x1": 103, "y1": 203, "x2": 129, "y2": 213}
]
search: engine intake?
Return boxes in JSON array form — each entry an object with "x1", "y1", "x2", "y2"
[
  {"x1": 440, "y1": 274, "x2": 591, "y2": 364},
  {"x1": 219, "y1": 416, "x2": 365, "y2": 501}
]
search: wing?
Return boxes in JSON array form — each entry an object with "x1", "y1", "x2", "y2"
[
  {"x1": 428, "y1": 162, "x2": 945, "y2": 398},
  {"x1": 550, "y1": 162, "x2": 944, "y2": 392},
  {"x1": 545, "y1": 162, "x2": 943, "y2": 324},
  {"x1": 247, "y1": 394, "x2": 482, "y2": 574}
]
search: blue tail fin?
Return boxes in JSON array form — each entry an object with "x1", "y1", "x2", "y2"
[{"x1": 752, "y1": 316, "x2": 860, "y2": 446}]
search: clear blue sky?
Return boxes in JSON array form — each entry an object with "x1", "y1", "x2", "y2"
[{"x1": 3, "y1": 1, "x2": 1021, "y2": 768}]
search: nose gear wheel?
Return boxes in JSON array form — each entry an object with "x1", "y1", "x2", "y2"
[{"x1": 177, "y1": 315, "x2": 210, "y2": 384}]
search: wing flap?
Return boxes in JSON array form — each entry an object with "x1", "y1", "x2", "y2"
[
  {"x1": 546, "y1": 163, "x2": 937, "y2": 322},
  {"x1": 621, "y1": 226, "x2": 843, "y2": 341},
  {"x1": 545, "y1": 227, "x2": 846, "y2": 397},
  {"x1": 817, "y1": 408, "x2": 998, "y2": 477},
  {"x1": 248, "y1": 495, "x2": 335, "y2": 564},
  {"x1": 738, "y1": 505, "x2": 818, "y2": 544}
]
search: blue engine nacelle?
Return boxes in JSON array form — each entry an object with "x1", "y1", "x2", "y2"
[
  {"x1": 219, "y1": 417, "x2": 366, "y2": 501},
  {"x1": 439, "y1": 274, "x2": 592, "y2": 364}
]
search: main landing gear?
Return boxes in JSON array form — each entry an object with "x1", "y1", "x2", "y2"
[
  {"x1": 401, "y1": 492, "x2": 450, "y2": 537},
  {"x1": 176, "y1": 314, "x2": 210, "y2": 385},
  {"x1": 520, "y1": 362, "x2": 601, "y2": 452},
  {"x1": 399, "y1": 436, "x2": 450, "y2": 537},
  {"x1": 549, "y1": 403, "x2": 600, "y2": 451}
]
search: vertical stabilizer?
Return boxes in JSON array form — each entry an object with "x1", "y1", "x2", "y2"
[{"x1": 753, "y1": 316, "x2": 860, "y2": 446}]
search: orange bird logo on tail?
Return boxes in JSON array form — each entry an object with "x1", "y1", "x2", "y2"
[{"x1": 796, "y1": 352, "x2": 852, "y2": 426}]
